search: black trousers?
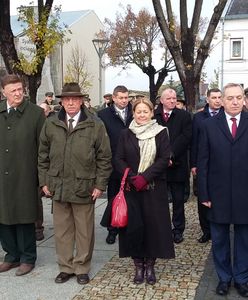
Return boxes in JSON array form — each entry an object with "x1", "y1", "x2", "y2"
[
  {"x1": 106, "y1": 172, "x2": 120, "y2": 235},
  {"x1": 197, "y1": 199, "x2": 210, "y2": 235},
  {"x1": 0, "y1": 223, "x2": 37, "y2": 264},
  {"x1": 169, "y1": 182, "x2": 185, "y2": 234}
]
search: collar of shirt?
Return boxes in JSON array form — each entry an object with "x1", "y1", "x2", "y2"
[
  {"x1": 224, "y1": 111, "x2": 241, "y2": 131},
  {"x1": 163, "y1": 109, "x2": 172, "y2": 116},
  {"x1": 114, "y1": 105, "x2": 126, "y2": 117},
  {"x1": 209, "y1": 109, "x2": 219, "y2": 115},
  {"x1": 7, "y1": 102, "x2": 16, "y2": 112},
  {"x1": 66, "y1": 111, "x2": 81, "y2": 128}
]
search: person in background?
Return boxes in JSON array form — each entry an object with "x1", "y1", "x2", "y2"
[
  {"x1": 176, "y1": 96, "x2": 186, "y2": 110},
  {"x1": 197, "y1": 83, "x2": 248, "y2": 297},
  {"x1": 43, "y1": 91, "x2": 61, "y2": 112},
  {"x1": 99, "y1": 93, "x2": 112, "y2": 110},
  {"x1": 190, "y1": 88, "x2": 222, "y2": 243},
  {"x1": 99, "y1": 85, "x2": 133, "y2": 244},
  {"x1": 83, "y1": 94, "x2": 97, "y2": 115},
  {"x1": 38, "y1": 82, "x2": 112, "y2": 285},
  {"x1": 115, "y1": 98, "x2": 175, "y2": 285},
  {"x1": 154, "y1": 88, "x2": 192, "y2": 244},
  {"x1": 0, "y1": 74, "x2": 45, "y2": 276}
]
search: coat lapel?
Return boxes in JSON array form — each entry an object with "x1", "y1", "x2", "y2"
[
  {"x1": 234, "y1": 111, "x2": 248, "y2": 141},
  {"x1": 216, "y1": 110, "x2": 233, "y2": 142}
]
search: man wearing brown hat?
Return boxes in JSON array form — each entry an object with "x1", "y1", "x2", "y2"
[{"x1": 38, "y1": 82, "x2": 112, "y2": 285}]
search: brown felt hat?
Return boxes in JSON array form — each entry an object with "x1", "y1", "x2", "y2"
[{"x1": 56, "y1": 82, "x2": 84, "y2": 98}]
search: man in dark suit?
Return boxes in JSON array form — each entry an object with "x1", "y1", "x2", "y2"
[
  {"x1": 154, "y1": 88, "x2": 192, "y2": 243},
  {"x1": 197, "y1": 83, "x2": 248, "y2": 297},
  {"x1": 190, "y1": 88, "x2": 222, "y2": 243},
  {"x1": 98, "y1": 85, "x2": 133, "y2": 244}
]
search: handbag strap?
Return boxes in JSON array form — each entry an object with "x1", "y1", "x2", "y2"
[{"x1": 120, "y1": 168, "x2": 130, "y2": 190}]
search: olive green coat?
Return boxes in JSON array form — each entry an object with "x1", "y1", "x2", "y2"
[
  {"x1": 38, "y1": 107, "x2": 112, "y2": 204},
  {"x1": 0, "y1": 99, "x2": 45, "y2": 224}
]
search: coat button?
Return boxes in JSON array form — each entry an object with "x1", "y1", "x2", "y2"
[
  {"x1": 4, "y1": 171, "x2": 9, "y2": 175},
  {"x1": 7, "y1": 126, "x2": 11, "y2": 130},
  {"x1": 5, "y1": 149, "x2": 9, "y2": 152}
]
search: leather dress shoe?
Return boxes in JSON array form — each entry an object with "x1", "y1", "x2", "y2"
[
  {"x1": 106, "y1": 232, "x2": 117, "y2": 244},
  {"x1": 216, "y1": 281, "x2": 231, "y2": 296},
  {"x1": 0, "y1": 262, "x2": 20, "y2": 273},
  {"x1": 15, "y1": 263, "x2": 34, "y2": 276},
  {"x1": 55, "y1": 272, "x2": 74, "y2": 283},
  {"x1": 198, "y1": 233, "x2": 211, "y2": 243},
  {"x1": 234, "y1": 282, "x2": 248, "y2": 297},
  {"x1": 77, "y1": 274, "x2": 90, "y2": 285},
  {"x1": 173, "y1": 233, "x2": 183, "y2": 244}
]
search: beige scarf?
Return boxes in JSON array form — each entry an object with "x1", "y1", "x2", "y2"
[{"x1": 129, "y1": 119, "x2": 166, "y2": 173}]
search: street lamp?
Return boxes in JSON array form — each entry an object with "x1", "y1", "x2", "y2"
[{"x1": 92, "y1": 38, "x2": 109, "y2": 105}]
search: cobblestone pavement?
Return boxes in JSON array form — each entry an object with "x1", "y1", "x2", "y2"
[{"x1": 73, "y1": 197, "x2": 213, "y2": 300}]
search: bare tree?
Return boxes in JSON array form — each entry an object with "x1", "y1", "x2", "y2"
[
  {"x1": 64, "y1": 44, "x2": 93, "y2": 93},
  {"x1": 103, "y1": 5, "x2": 176, "y2": 103},
  {"x1": 152, "y1": 0, "x2": 228, "y2": 111}
]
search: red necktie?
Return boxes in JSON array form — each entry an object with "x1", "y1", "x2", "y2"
[
  {"x1": 164, "y1": 112, "x2": 169, "y2": 122},
  {"x1": 230, "y1": 117, "x2": 237, "y2": 138}
]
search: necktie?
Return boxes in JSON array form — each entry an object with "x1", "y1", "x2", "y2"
[
  {"x1": 68, "y1": 118, "x2": 74, "y2": 133},
  {"x1": 211, "y1": 111, "x2": 217, "y2": 116},
  {"x1": 8, "y1": 107, "x2": 16, "y2": 117},
  {"x1": 230, "y1": 117, "x2": 237, "y2": 138},
  {"x1": 164, "y1": 112, "x2": 169, "y2": 122}
]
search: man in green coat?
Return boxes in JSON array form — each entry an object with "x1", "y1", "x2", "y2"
[
  {"x1": 0, "y1": 74, "x2": 45, "y2": 276},
  {"x1": 38, "y1": 82, "x2": 112, "y2": 285}
]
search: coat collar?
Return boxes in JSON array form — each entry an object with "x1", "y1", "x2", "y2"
[{"x1": 216, "y1": 109, "x2": 248, "y2": 142}]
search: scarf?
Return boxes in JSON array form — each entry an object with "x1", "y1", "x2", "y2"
[{"x1": 129, "y1": 119, "x2": 165, "y2": 173}]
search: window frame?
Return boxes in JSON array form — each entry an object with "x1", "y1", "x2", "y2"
[{"x1": 230, "y1": 38, "x2": 243, "y2": 60}]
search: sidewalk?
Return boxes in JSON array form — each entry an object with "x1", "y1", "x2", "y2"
[{"x1": 0, "y1": 196, "x2": 243, "y2": 299}]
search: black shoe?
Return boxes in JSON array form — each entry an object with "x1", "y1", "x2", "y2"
[
  {"x1": 77, "y1": 274, "x2": 90, "y2": 285},
  {"x1": 55, "y1": 272, "x2": 74, "y2": 283},
  {"x1": 234, "y1": 282, "x2": 248, "y2": 297},
  {"x1": 198, "y1": 233, "x2": 211, "y2": 243},
  {"x1": 106, "y1": 232, "x2": 117, "y2": 244},
  {"x1": 216, "y1": 281, "x2": 230, "y2": 296},
  {"x1": 173, "y1": 233, "x2": 183, "y2": 244}
]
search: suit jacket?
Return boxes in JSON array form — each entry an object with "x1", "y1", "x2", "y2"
[
  {"x1": 154, "y1": 104, "x2": 192, "y2": 182},
  {"x1": 197, "y1": 110, "x2": 248, "y2": 224}
]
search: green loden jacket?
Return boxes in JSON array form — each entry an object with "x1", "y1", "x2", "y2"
[
  {"x1": 0, "y1": 99, "x2": 45, "y2": 224},
  {"x1": 38, "y1": 106, "x2": 112, "y2": 204}
]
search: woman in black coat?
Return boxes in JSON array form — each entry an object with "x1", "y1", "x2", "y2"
[{"x1": 115, "y1": 98, "x2": 175, "y2": 285}]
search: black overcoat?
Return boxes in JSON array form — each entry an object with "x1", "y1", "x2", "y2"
[
  {"x1": 197, "y1": 110, "x2": 248, "y2": 224},
  {"x1": 154, "y1": 104, "x2": 192, "y2": 182},
  {"x1": 113, "y1": 128, "x2": 175, "y2": 259}
]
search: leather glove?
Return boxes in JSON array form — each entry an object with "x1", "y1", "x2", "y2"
[{"x1": 131, "y1": 175, "x2": 148, "y2": 191}]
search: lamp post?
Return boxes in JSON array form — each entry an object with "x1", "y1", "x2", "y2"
[{"x1": 92, "y1": 38, "x2": 109, "y2": 105}]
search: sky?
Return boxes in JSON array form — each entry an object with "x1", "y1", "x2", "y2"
[{"x1": 10, "y1": 0, "x2": 221, "y2": 93}]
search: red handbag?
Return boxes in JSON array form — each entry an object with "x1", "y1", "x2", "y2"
[{"x1": 111, "y1": 168, "x2": 130, "y2": 228}]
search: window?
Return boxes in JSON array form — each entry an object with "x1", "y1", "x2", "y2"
[{"x1": 230, "y1": 38, "x2": 243, "y2": 59}]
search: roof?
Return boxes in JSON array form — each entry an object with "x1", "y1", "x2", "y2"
[
  {"x1": 225, "y1": 0, "x2": 248, "y2": 19},
  {"x1": 11, "y1": 10, "x2": 91, "y2": 36}
]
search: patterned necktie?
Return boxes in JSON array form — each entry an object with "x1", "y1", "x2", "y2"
[
  {"x1": 164, "y1": 112, "x2": 169, "y2": 122},
  {"x1": 211, "y1": 111, "x2": 217, "y2": 117},
  {"x1": 230, "y1": 117, "x2": 237, "y2": 138},
  {"x1": 68, "y1": 118, "x2": 74, "y2": 133}
]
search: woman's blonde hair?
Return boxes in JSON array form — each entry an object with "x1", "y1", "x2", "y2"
[{"x1": 132, "y1": 97, "x2": 154, "y2": 112}]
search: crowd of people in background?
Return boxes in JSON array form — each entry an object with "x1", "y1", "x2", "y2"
[{"x1": 1, "y1": 73, "x2": 248, "y2": 297}]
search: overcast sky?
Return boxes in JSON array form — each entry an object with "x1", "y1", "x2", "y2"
[{"x1": 10, "y1": 0, "x2": 221, "y2": 93}]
